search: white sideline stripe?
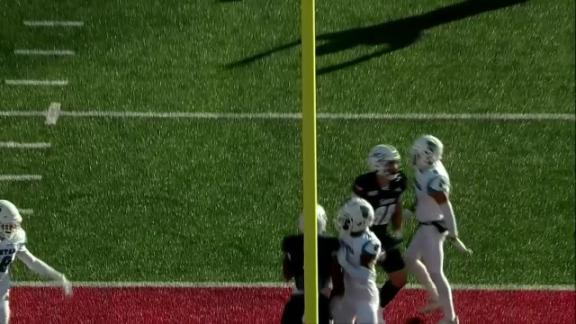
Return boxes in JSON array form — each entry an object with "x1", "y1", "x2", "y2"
[
  {"x1": 14, "y1": 49, "x2": 75, "y2": 56},
  {"x1": 0, "y1": 142, "x2": 51, "y2": 149},
  {"x1": 18, "y1": 209, "x2": 33, "y2": 215},
  {"x1": 45, "y1": 102, "x2": 61, "y2": 125},
  {"x1": 0, "y1": 175, "x2": 42, "y2": 181},
  {"x1": 4, "y1": 80, "x2": 68, "y2": 86},
  {"x1": 0, "y1": 110, "x2": 573, "y2": 121},
  {"x1": 12, "y1": 281, "x2": 575, "y2": 291},
  {"x1": 23, "y1": 20, "x2": 84, "y2": 27}
]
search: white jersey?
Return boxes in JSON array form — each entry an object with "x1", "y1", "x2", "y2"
[
  {"x1": 414, "y1": 161, "x2": 451, "y2": 223},
  {"x1": 338, "y1": 231, "x2": 381, "y2": 290},
  {"x1": 0, "y1": 228, "x2": 27, "y2": 282}
]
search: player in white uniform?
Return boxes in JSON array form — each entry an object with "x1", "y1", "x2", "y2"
[
  {"x1": 331, "y1": 197, "x2": 384, "y2": 324},
  {"x1": 404, "y1": 135, "x2": 472, "y2": 324},
  {"x1": 0, "y1": 200, "x2": 72, "y2": 324}
]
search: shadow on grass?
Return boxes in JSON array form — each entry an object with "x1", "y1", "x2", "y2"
[{"x1": 226, "y1": 0, "x2": 528, "y2": 75}]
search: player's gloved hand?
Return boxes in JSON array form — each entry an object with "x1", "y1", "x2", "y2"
[
  {"x1": 448, "y1": 235, "x2": 473, "y2": 256},
  {"x1": 60, "y1": 275, "x2": 73, "y2": 297}
]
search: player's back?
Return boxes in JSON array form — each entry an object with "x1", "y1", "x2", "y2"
[
  {"x1": 282, "y1": 234, "x2": 339, "y2": 291},
  {"x1": 414, "y1": 161, "x2": 450, "y2": 222}
]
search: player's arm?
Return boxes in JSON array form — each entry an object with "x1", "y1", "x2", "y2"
[
  {"x1": 281, "y1": 237, "x2": 294, "y2": 281},
  {"x1": 429, "y1": 176, "x2": 472, "y2": 255},
  {"x1": 352, "y1": 176, "x2": 366, "y2": 198},
  {"x1": 282, "y1": 253, "x2": 294, "y2": 281},
  {"x1": 336, "y1": 248, "x2": 372, "y2": 282},
  {"x1": 329, "y1": 252, "x2": 344, "y2": 297},
  {"x1": 17, "y1": 247, "x2": 72, "y2": 296},
  {"x1": 390, "y1": 194, "x2": 404, "y2": 232},
  {"x1": 428, "y1": 175, "x2": 457, "y2": 237}
]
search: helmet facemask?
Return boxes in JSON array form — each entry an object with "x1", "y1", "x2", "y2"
[
  {"x1": 368, "y1": 145, "x2": 401, "y2": 181},
  {"x1": 411, "y1": 135, "x2": 443, "y2": 171},
  {"x1": 0, "y1": 223, "x2": 20, "y2": 240},
  {"x1": 0, "y1": 200, "x2": 23, "y2": 240}
]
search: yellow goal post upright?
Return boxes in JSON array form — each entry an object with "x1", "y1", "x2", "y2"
[{"x1": 301, "y1": 0, "x2": 319, "y2": 323}]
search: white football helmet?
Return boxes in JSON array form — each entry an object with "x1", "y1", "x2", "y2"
[
  {"x1": 336, "y1": 197, "x2": 374, "y2": 234},
  {"x1": 0, "y1": 200, "x2": 23, "y2": 240},
  {"x1": 298, "y1": 204, "x2": 327, "y2": 234},
  {"x1": 368, "y1": 144, "x2": 401, "y2": 180},
  {"x1": 411, "y1": 135, "x2": 444, "y2": 170}
]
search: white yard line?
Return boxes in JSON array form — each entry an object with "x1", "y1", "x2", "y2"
[
  {"x1": 14, "y1": 49, "x2": 75, "y2": 56},
  {"x1": 23, "y1": 20, "x2": 84, "y2": 27},
  {"x1": 0, "y1": 109, "x2": 573, "y2": 121},
  {"x1": 4, "y1": 80, "x2": 68, "y2": 86},
  {"x1": 59, "y1": 111, "x2": 576, "y2": 121},
  {"x1": 0, "y1": 175, "x2": 42, "y2": 181},
  {"x1": 0, "y1": 142, "x2": 51, "y2": 149},
  {"x1": 45, "y1": 102, "x2": 61, "y2": 125},
  {"x1": 12, "y1": 281, "x2": 574, "y2": 291},
  {"x1": 0, "y1": 111, "x2": 44, "y2": 117}
]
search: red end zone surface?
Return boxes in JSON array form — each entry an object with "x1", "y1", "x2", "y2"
[{"x1": 11, "y1": 286, "x2": 575, "y2": 323}]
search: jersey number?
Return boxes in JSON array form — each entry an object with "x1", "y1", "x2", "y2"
[
  {"x1": 0, "y1": 256, "x2": 13, "y2": 273},
  {"x1": 374, "y1": 204, "x2": 395, "y2": 225}
]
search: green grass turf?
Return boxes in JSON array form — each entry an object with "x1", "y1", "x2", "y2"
[
  {"x1": 0, "y1": 0, "x2": 573, "y2": 113},
  {"x1": 0, "y1": 118, "x2": 573, "y2": 285}
]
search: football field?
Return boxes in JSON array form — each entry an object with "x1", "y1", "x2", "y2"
[{"x1": 0, "y1": 0, "x2": 574, "y2": 323}]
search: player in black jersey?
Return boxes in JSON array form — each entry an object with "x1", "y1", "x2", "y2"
[
  {"x1": 280, "y1": 205, "x2": 341, "y2": 324},
  {"x1": 352, "y1": 144, "x2": 408, "y2": 322}
]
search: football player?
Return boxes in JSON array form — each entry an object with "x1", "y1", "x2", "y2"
[
  {"x1": 280, "y1": 204, "x2": 340, "y2": 324},
  {"x1": 0, "y1": 200, "x2": 72, "y2": 324},
  {"x1": 351, "y1": 144, "x2": 407, "y2": 321},
  {"x1": 331, "y1": 197, "x2": 383, "y2": 324},
  {"x1": 404, "y1": 135, "x2": 472, "y2": 324}
]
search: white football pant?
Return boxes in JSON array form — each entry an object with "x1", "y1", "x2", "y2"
[{"x1": 405, "y1": 225, "x2": 456, "y2": 321}]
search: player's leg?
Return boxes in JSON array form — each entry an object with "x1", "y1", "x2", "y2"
[
  {"x1": 420, "y1": 228, "x2": 457, "y2": 323},
  {"x1": 330, "y1": 294, "x2": 356, "y2": 324},
  {"x1": 0, "y1": 298, "x2": 7, "y2": 324},
  {"x1": 319, "y1": 294, "x2": 331, "y2": 324},
  {"x1": 281, "y1": 294, "x2": 304, "y2": 324},
  {"x1": 379, "y1": 248, "x2": 407, "y2": 309},
  {"x1": 354, "y1": 299, "x2": 379, "y2": 324},
  {"x1": 0, "y1": 279, "x2": 9, "y2": 324},
  {"x1": 376, "y1": 248, "x2": 406, "y2": 322},
  {"x1": 404, "y1": 227, "x2": 439, "y2": 311}
]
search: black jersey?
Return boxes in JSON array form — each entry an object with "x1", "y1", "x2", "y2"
[
  {"x1": 281, "y1": 234, "x2": 340, "y2": 291},
  {"x1": 353, "y1": 171, "x2": 407, "y2": 226}
]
